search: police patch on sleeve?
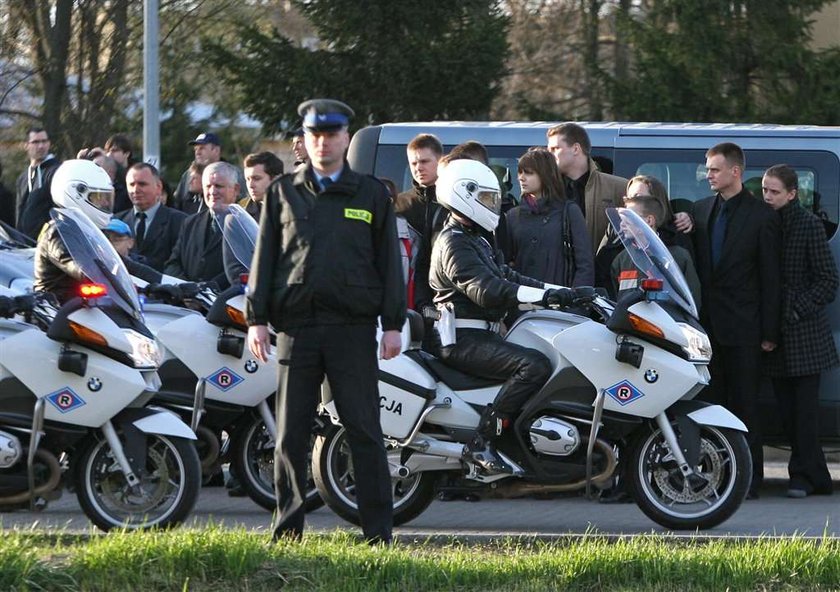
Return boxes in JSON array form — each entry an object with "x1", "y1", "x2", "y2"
[{"x1": 344, "y1": 208, "x2": 372, "y2": 224}]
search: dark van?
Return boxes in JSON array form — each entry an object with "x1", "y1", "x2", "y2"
[{"x1": 348, "y1": 121, "x2": 840, "y2": 441}]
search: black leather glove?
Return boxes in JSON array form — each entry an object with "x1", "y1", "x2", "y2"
[
  {"x1": 11, "y1": 293, "x2": 36, "y2": 314},
  {"x1": 0, "y1": 296, "x2": 14, "y2": 318},
  {"x1": 542, "y1": 288, "x2": 574, "y2": 309},
  {"x1": 572, "y1": 286, "x2": 597, "y2": 302},
  {"x1": 146, "y1": 283, "x2": 182, "y2": 303}
]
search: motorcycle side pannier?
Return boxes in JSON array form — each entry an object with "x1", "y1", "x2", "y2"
[{"x1": 377, "y1": 355, "x2": 436, "y2": 440}]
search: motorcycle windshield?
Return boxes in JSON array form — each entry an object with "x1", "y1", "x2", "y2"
[
  {"x1": 219, "y1": 204, "x2": 258, "y2": 271},
  {"x1": 606, "y1": 207, "x2": 698, "y2": 319},
  {"x1": 51, "y1": 209, "x2": 141, "y2": 318}
]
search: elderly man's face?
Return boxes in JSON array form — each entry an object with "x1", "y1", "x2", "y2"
[
  {"x1": 203, "y1": 171, "x2": 239, "y2": 213},
  {"x1": 194, "y1": 143, "x2": 221, "y2": 166}
]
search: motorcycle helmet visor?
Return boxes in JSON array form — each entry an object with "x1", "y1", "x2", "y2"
[
  {"x1": 86, "y1": 188, "x2": 114, "y2": 212},
  {"x1": 476, "y1": 188, "x2": 501, "y2": 215}
]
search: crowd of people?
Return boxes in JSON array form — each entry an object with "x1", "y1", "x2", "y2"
[
  {"x1": 391, "y1": 126, "x2": 838, "y2": 504},
  {"x1": 0, "y1": 108, "x2": 836, "y2": 545}
]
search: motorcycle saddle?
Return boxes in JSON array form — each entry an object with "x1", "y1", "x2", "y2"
[{"x1": 405, "y1": 350, "x2": 501, "y2": 391}]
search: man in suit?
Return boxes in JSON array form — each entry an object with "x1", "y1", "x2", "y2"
[
  {"x1": 692, "y1": 142, "x2": 781, "y2": 499},
  {"x1": 16, "y1": 127, "x2": 61, "y2": 237},
  {"x1": 164, "y1": 161, "x2": 238, "y2": 287},
  {"x1": 239, "y1": 151, "x2": 284, "y2": 220},
  {"x1": 116, "y1": 163, "x2": 187, "y2": 273}
]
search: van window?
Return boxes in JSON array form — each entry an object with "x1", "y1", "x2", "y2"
[
  {"x1": 375, "y1": 144, "x2": 614, "y2": 204},
  {"x1": 614, "y1": 149, "x2": 840, "y2": 235}
]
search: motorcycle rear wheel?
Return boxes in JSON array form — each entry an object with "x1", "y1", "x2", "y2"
[
  {"x1": 231, "y1": 415, "x2": 323, "y2": 512},
  {"x1": 627, "y1": 423, "x2": 751, "y2": 530},
  {"x1": 312, "y1": 426, "x2": 436, "y2": 527},
  {"x1": 74, "y1": 433, "x2": 201, "y2": 531}
]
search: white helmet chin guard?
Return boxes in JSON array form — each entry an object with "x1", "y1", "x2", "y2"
[
  {"x1": 50, "y1": 159, "x2": 114, "y2": 228},
  {"x1": 436, "y1": 159, "x2": 502, "y2": 232}
]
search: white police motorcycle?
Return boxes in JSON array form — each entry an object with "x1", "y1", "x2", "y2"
[
  {"x1": 313, "y1": 207, "x2": 751, "y2": 531},
  {"x1": 0, "y1": 209, "x2": 201, "y2": 530}
]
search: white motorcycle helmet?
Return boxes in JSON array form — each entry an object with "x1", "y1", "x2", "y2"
[
  {"x1": 436, "y1": 159, "x2": 502, "y2": 232},
  {"x1": 50, "y1": 159, "x2": 114, "y2": 228}
]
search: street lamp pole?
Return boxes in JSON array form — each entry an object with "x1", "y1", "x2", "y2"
[{"x1": 143, "y1": 0, "x2": 160, "y2": 167}]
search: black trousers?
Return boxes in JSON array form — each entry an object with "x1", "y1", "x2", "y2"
[
  {"x1": 272, "y1": 324, "x2": 392, "y2": 541},
  {"x1": 438, "y1": 328, "x2": 551, "y2": 416},
  {"x1": 771, "y1": 374, "x2": 833, "y2": 494},
  {"x1": 702, "y1": 341, "x2": 764, "y2": 490}
]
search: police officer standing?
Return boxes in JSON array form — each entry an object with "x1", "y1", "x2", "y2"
[{"x1": 246, "y1": 99, "x2": 405, "y2": 544}]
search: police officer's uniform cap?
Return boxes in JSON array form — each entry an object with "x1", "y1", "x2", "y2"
[{"x1": 298, "y1": 99, "x2": 355, "y2": 132}]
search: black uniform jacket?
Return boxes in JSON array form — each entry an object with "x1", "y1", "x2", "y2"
[
  {"x1": 246, "y1": 164, "x2": 406, "y2": 332},
  {"x1": 33, "y1": 219, "x2": 85, "y2": 303},
  {"x1": 164, "y1": 209, "x2": 229, "y2": 287},
  {"x1": 116, "y1": 205, "x2": 187, "y2": 272},
  {"x1": 692, "y1": 187, "x2": 781, "y2": 346},
  {"x1": 430, "y1": 217, "x2": 543, "y2": 322}
]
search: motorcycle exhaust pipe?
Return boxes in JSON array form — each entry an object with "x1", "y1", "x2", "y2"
[
  {"x1": 0, "y1": 447, "x2": 62, "y2": 506},
  {"x1": 492, "y1": 438, "x2": 618, "y2": 499}
]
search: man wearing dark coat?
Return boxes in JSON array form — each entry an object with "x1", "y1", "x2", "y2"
[
  {"x1": 116, "y1": 163, "x2": 187, "y2": 273},
  {"x1": 164, "y1": 161, "x2": 237, "y2": 288},
  {"x1": 692, "y1": 142, "x2": 781, "y2": 499},
  {"x1": 16, "y1": 128, "x2": 61, "y2": 237}
]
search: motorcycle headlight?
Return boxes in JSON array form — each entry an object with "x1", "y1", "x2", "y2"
[
  {"x1": 123, "y1": 329, "x2": 163, "y2": 369},
  {"x1": 678, "y1": 323, "x2": 712, "y2": 362}
]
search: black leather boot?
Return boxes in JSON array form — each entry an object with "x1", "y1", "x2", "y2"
[{"x1": 462, "y1": 406, "x2": 521, "y2": 475}]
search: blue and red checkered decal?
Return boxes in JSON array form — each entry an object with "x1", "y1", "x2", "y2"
[
  {"x1": 206, "y1": 367, "x2": 244, "y2": 392},
  {"x1": 605, "y1": 380, "x2": 645, "y2": 406},
  {"x1": 46, "y1": 387, "x2": 87, "y2": 413}
]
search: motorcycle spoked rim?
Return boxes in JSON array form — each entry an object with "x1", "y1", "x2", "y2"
[
  {"x1": 81, "y1": 434, "x2": 188, "y2": 528},
  {"x1": 636, "y1": 425, "x2": 737, "y2": 519}
]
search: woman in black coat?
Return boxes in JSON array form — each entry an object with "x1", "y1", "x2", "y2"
[
  {"x1": 503, "y1": 148, "x2": 593, "y2": 287},
  {"x1": 763, "y1": 164, "x2": 838, "y2": 498}
]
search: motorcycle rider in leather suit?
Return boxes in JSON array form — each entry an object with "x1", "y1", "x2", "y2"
[
  {"x1": 33, "y1": 159, "x2": 117, "y2": 303},
  {"x1": 430, "y1": 159, "x2": 577, "y2": 475}
]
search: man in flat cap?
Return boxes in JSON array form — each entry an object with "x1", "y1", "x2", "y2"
[
  {"x1": 172, "y1": 132, "x2": 247, "y2": 214},
  {"x1": 246, "y1": 99, "x2": 405, "y2": 544}
]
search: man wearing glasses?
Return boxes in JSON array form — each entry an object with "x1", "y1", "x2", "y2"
[{"x1": 16, "y1": 127, "x2": 61, "y2": 237}]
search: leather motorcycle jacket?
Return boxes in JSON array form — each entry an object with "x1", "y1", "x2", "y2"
[
  {"x1": 33, "y1": 219, "x2": 85, "y2": 303},
  {"x1": 430, "y1": 217, "x2": 543, "y2": 322}
]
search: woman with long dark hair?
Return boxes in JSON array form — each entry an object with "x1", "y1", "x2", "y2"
[{"x1": 503, "y1": 148, "x2": 593, "y2": 286}]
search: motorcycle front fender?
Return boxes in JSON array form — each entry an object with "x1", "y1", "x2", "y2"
[
  {"x1": 116, "y1": 406, "x2": 197, "y2": 440},
  {"x1": 670, "y1": 400, "x2": 748, "y2": 433}
]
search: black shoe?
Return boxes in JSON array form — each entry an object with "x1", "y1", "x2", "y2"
[
  {"x1": 598, "y1": 487, "x2": 632, "y2": 504},
  {"x1": 225, "y1": 475, "x2": 246, "y2": 497}
]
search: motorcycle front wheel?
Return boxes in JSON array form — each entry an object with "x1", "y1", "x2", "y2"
[
  {"x1": 312, "y1": 426, "x2": 436, "y2": 527},
  {"x1": 230, "y1": 415, "x2": 323, "y2": 512},
  {"x1": 627, "y1": 422, "x2": 751, "y2": 530},
  {"x1": 74, "y1": 433, "x2": 201, "y2": 531}
]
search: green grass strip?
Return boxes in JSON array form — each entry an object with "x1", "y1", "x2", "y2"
[{"x1": 1, "y1": 528, "x2": 840, "y2": 591}]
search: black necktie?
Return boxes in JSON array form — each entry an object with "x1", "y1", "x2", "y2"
[
  {"x1": 135, "y1": 211, "x2": 147, "y2": 248},
  {"x1": 320, "y1": 177, "x2": 333, "y2": 191},
  {"x1": 710, "y1": 201, "x2": 728, "y2": 268}
]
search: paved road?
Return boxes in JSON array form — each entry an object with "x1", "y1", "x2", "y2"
[{"x1": 2, "y1": 464, "x2": 838, "y2": 538}]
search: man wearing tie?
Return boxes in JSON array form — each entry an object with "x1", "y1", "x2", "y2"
[
  {"x1": 246, "y1": 99, "x2": 405, "y2": 544},
  {"x1": 692, "y1": 142, "x2": 781, "y2": 500},
  {"x1": 116, "y1": 163, "x2": 186, "y2": 272},
  {"x1": 164, "y1": 161, "x2": 238, "y2": 287}
]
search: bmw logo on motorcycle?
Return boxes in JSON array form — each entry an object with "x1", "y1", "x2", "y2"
[{"x1": 644, "y1": 369, "x2": 659, "y2": 384}]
